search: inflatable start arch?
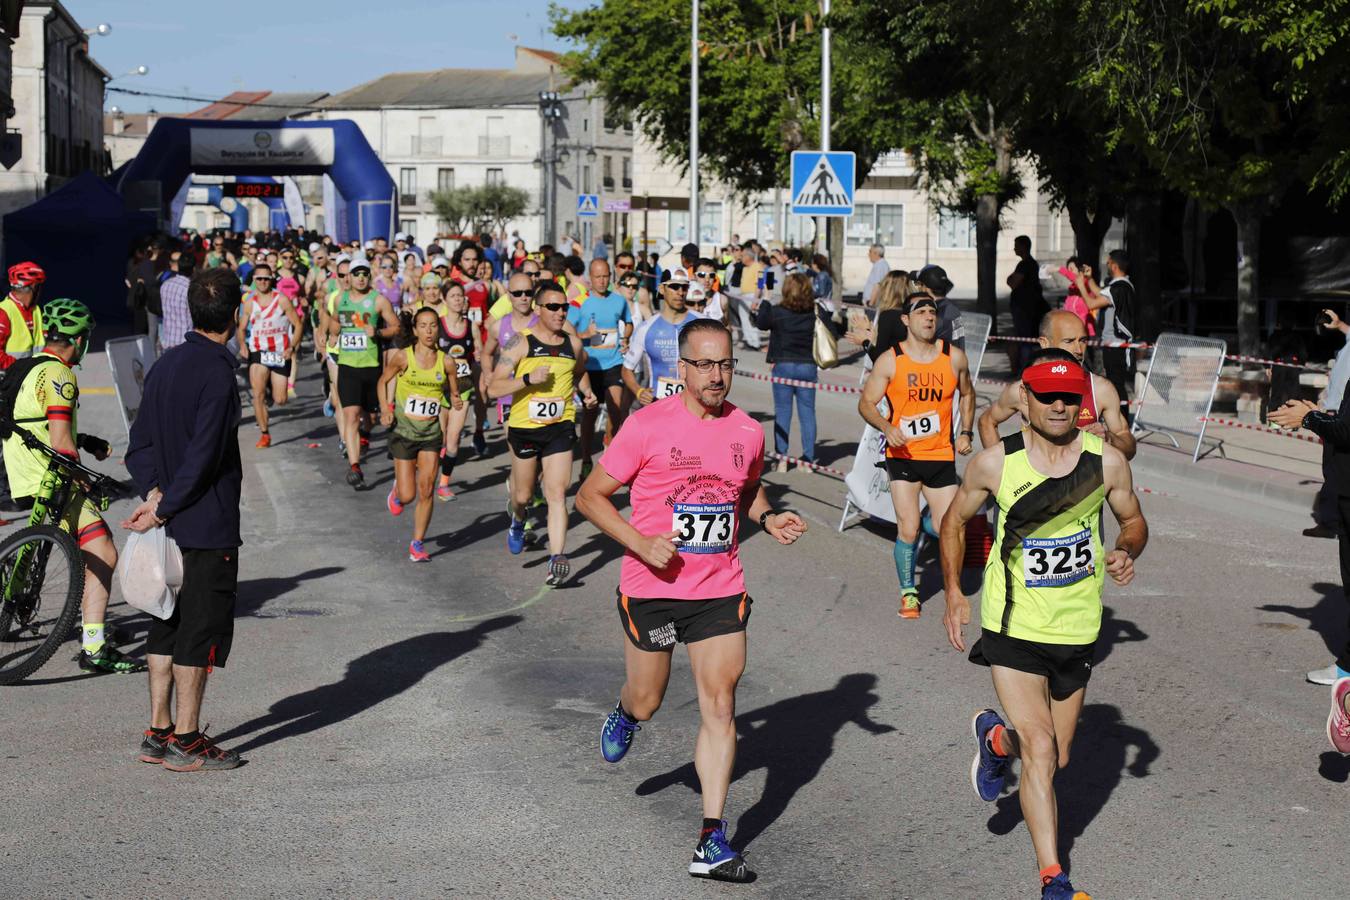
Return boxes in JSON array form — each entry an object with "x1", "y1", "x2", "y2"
[{"x1": 117, "y1": 119, "x2": 395, "y2": 242}]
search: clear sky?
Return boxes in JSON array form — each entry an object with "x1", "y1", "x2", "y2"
[{"x1": 67, "y1": 0, "x2": 589, "y2": 114}]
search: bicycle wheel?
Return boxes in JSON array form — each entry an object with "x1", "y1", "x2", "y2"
[{"x1": 0, "y1": 524, "x2": 83, "y2": 685}]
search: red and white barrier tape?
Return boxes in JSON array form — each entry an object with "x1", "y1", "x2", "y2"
[
  {"x1": 733, "y1": 368, "x2": 865, "y2": 394},
  {"x1": 983, "y1": 333, "x2": 1325, "y2": 372},
  {"x1": 1198, "y1": 416, "x2": 1324, "y2": 444},
  {"x1": 986, "y1": 334, "x2": 1148, "y2": 350},
  {"x1": 765, "y1": 450, "x2": 847, "y2": 477}
]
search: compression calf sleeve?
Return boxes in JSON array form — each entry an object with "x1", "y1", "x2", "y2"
[{"x1": 893, "y1": 539, "x2": 918, "y2": 593}]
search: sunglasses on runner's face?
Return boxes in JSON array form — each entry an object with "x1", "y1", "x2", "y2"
[
  {"x1": 616, "y1": 261, "x2": 633, "y2": 270},
  {"x1": 680, "y1": 357, "x2": 737, "y2": 373},
  {"x1": 510, "y1": 289, "x2": 533, "y2": 297},
  {"x1": 619, "y1": 280, "x2": 639, "y2": 289},
  {"x1": 524, "y1": 270, "x2": 540, "y2": 278},
  {"x1": 696, "y1": 270, "x2": 715, "y2": 278},
  {"x1": 254, "y1": 275, "x2": 273, "y2": 282},
  {"x1": 538, "y1": 302, "x2": 568, "y2": 312},
  {"x1": 666, "y1": 283, "x2": 688, "y2": 292}
]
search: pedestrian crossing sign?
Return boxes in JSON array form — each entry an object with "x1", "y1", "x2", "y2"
[
  {"x1": 577, "y1": 193, "x2": 600, "y2": 217},
  {"x1": 790, "y1": 151, "x2": 856, "y2": 216}
]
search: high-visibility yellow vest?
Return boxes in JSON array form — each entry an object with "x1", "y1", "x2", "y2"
[{"x1": 0, "y1": 295, "x2": 43, "y2": 360}]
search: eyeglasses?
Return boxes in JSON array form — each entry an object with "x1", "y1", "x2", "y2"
[
  {"x1": 509, "y1": 289, "x2": 533, "y2": 297},
  {"x1": 615, "y1": 262, "x2": 633, "y2": 270},
  {"x1": 680, "y1": 357, "x2": 737, "y2": 373},
  {"x1": 538, "y1": 302, "x2": 568, "y2": 312},
  {"x1": 618, "y1": 280, "x2": 639, "y2": 289},
  {"x1": 666, "y1": 283, "x2": 689, "y2": 292},
  {"x1": 380, "y1": 265, "x2": 394, "y2": 270}
]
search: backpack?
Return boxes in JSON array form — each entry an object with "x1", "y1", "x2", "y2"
[{"x1": 0, "y1": 355, "x2": 59, "y2": 441}]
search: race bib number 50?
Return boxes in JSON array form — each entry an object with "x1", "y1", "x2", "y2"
[
  {"x1": 1022, "y1": 529, "x2": 1095, "y2": 588},
  {"x1": 672, "y1": 502, "x2": 735, "y2": 554},
  {"x1": 655, "y1": 377, "x2": 684, "y2": 399}
]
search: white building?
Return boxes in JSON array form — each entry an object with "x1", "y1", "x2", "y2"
[
  {"x1": 104, "y1": 108, "x2": 158, "y2": 171},
  {"x1": 300, "y1": 47, "x2": 633, "y2": 249},
  {"x1": 0, "y1": 0, "x2": 109, "y2": 227},
  {"x1": 631, "y1": 133, "x2": 1088, "y2": 297}
]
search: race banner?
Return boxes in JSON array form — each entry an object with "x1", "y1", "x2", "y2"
[{"x1": 190, "y1": 128, "x2": 335, "y2": 167}]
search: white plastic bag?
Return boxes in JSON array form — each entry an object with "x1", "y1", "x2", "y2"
[{"x1": 116, "y1": 527, "x2": 183, "y2": 619}]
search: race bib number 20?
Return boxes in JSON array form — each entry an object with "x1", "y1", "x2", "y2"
[
  {"x1": 672, "y1": 502, "x2": 735, "y2": 554},
  {"x1": 528, "y1": 396, "x2": 564, "y2": 424},
  {"x1": 1022, "y1": 529, "x2": 1095, "y2": 588}
]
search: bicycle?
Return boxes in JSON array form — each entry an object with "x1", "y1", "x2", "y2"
[{"x1": 0, "y1": 426, "x2": 117, "y2": 685}]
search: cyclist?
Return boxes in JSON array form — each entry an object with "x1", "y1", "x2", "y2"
[
  {"x1": 378, "y1": 307, "x2": 462, "y2": 561},
  {"x1": 1, "y1": 261, "x2": 45, "y2": 370},
  {"x1": 235, "y1": 263, "x2": 302, "y2": 449},
  {"x1": 1, "y1": 298, "x2": 141, "y2": 673}
]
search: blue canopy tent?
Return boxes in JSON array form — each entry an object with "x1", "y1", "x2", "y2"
[
  {"x1": 118, "y1": 119, "x2": 395, "y2": 243},
  {"x1": 2, "y1": 171, "x2": 156, "y2": 324}
]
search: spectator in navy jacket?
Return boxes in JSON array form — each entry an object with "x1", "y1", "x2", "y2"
[{"x1": 123, "y1": 266, "x2": 245, "y2": 771}]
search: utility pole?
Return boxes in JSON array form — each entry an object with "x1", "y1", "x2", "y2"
[
  {"x1": 821, "y1": 0, "x2": 843, "y2": 306},
  {"x1": 690, "y1": 0, "x2": 699, "y2": 251},
  {"x1": 539, "y1": 91, "x2": 562, "y2": 246}
]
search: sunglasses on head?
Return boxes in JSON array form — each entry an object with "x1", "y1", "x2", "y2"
[{"x1": 538, "y1": 302, "x2": 568, "y2": 312}]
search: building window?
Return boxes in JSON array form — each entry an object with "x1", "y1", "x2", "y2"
[
  {"x1": 876, "y1": 204, "x2": 904, "y2": 248},
  {"x1": 846, "y1": 203, "x2": 876, "y2": 247},
  {"x1": 603, "y1": 110, "x2": 620, "y2": 132},
  {"x1": 669, "y1": 210, "x2": 690, "y2": 243},
  {"x1": 399, "y1": 218, "x2": 417, "y2": 238},
  {"x1": 602, "y1": 155, "x2": 614, "y2": 190},
  {"x1": 486, "y1": 168, "x2": 504, "y2": 186},
  {"x1": 782, "y1": 205, "x2": 816, "y2": 246},
  {"x1": 399, "y1": 168, "x2": 417, "y2": 207},
  {"x1": 622, "y1": 157, "x2": 631, "y2": 189},
  {"x1": 699, "y1": 201, "x2": 722, "y2": 245},
  {"x1": 937, "y1": 209, "x2": 976, "y2": 249},
  {"x1": 756, "y1": 205, "x2": 777, "y2": 241},
  {"x1": 437, "y1": 168, "x2": 455, "y2": 193}
]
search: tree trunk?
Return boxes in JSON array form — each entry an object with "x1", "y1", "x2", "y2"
[
  {"x1": 1066, "y1": 200, "x2": 1111, "y2": 278},
  {"x1": 974, "y1": 192, "x2": 999, "y2": 323},
  {"x1": 1125, "y1": 191, "x2": 1162, "y2": 341},
  {"x1": 1230, "y1": 201, "x2": 1262, "y2": 357}
]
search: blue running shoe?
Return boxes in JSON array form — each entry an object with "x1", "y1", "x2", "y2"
[
  {"x1": 689, "y1": 821, "x2": 752, "y2": 882},
  {"x1": 1042, "y1": 872, "x2": 1091, "y2": 899},
  {"x1": 600, "y1": 703, "x2": 640, "y2": 763},
  {"x1": 323, "y1": 398, "x2": 334, "y2": 418},
  {"x1": 971, "y1": 708, "x2": 1010, "y2": 801},
  {"x1": 507, "y1": 516, "x2": 525, "y2": 554}
]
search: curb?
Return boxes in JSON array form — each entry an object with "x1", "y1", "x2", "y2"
[{"x1": 1128, "y1": 440, "x2": 1319, "y2": 514}]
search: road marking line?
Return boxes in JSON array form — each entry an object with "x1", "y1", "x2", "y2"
[
  {"x1": 444, "y1": 582, "x2": 552, "y2": 623},
  {"x1": 81, "y1": 386, "x2": 115, "y2": 395}
]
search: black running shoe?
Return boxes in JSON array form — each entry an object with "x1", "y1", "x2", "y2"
[
  {"x1": 346, "y1": 464, "x2": 365, "y2": 488},
  {"x1": 138, "y1": 728, "x2": 172, "y2": 764},
  {"x1": 78, "y1": 645, "x2": 147, "y2": 674},
  {"x1": 162, "y1": 730, "x2": 243, "y2": 772},
  {"x1": 545, "y1": 554, "x2": 570, "y2": 587}
]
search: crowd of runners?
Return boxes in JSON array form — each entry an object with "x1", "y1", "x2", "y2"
[{"x1": 7, "y1": 222, "x2": 1347, "y2": 898}]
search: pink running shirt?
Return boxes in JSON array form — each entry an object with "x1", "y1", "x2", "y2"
[{"x1": 600, "y1": 394, "x2": 765, "y2": 600}]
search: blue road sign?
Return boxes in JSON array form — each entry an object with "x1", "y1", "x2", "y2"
[
  {"x1": 790, "y1": 151, "x2": 856, "y2": 216},
  {"x1": 577, "y1": 193, "x2": 600, "y2": 217}
]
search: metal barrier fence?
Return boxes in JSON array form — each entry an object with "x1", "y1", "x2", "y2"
[
  {"x1": 839, "y1": 310, "x2": 992, "y2": 531},
  {"x1": 1131, "y1": 332, "x2": 1227, "y2": 462}
]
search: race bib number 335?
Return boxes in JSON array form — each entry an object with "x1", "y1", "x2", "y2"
[
  {"x1": 1022, "y1": 529, "x2": 1095, "y2": 588},
  {"x1": 672, "y1": 502, "x2": 736, "y2": 554}
]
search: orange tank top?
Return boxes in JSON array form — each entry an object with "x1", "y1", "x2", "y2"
[{"x1": 884, "y1": 339, "x2": 956, "y2": 460}]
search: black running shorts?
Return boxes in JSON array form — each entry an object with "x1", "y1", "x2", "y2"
[
  {"x1": 884, "y1": 457, "x2": 958, "y2": 487},
  {"x1": 507, "y1": 421, "x2": 576, "y2": 459},
  {"x1": 968, "y1": 628, "x2": 1095, "y2": 701},
  {"x1": 145, "y1": 548, "x2": 239, "y2": 668},
  {"x1": 590, "y1": 364, "x2": 625, "y2": 392},
  {"x1": 336, "y1": 364, "x2": 381, "y2": 412},
  {"x1": 247, "y1": 350, "x2": 290, "y2": 377},
  {"x1": 617, "y1": 591, "x2": 752, "y2": 652}
]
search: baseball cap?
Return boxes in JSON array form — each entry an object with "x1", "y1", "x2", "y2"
[
  {"x1": 915, "y1": 265, "x2": 954, "y2": 296},
  {"x1": 687, "y1": 282, "x2": 707, "y2": 302},
  {"x1": 664, "y1": 267, "x2": 690, "y2": 285},
  {"x1": 363, "y1": 240, "x2": 375, "y2": 250},
  {"x1": 308, "y1": 242, "x2": 321, "y2": 254},
  {"x1": 419, "y1": 272, "x2": 442, "y2": 288},
  {"x1": 394, "y1": 231, "x2": 408, "y2": 241},
  {"x1": 349, "y1": 254, "x2": 372, "y2": 273},
  {"x1": 335, "y1": 252, "x2": 352, "y2": 265},
  {"x1": 431, "y1": 255, "x2": 450, "y2": 269},
  {"x1": 1023, "y1": 359, "x2": 1088, "y2": 396}
]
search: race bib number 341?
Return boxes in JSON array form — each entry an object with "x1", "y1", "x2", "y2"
[
  {"x1": 672, "y1": 502, "x2": 735, "y2": 554},
  {"x1": 1022, "y1": 529, "x2": 1095, "y2": 588},
  {"x1": 339, "y1": 332, "x2": 368, "y2": 351}
]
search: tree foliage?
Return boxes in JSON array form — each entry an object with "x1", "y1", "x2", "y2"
[{"x1": 428, "y1": 184, "x2": 531, "y2": 236}]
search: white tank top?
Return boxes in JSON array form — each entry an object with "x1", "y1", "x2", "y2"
[{"x1": 247, "y1": 293, "x2": 291, "y2": 354}]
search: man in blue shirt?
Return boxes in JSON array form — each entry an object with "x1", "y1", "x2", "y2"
[
  {"x1": 568, "y1": 257, "x2": 632, "y2": 479},
  {"x1": 622, "y1": 268, "x2": 697, "y2": 405},
  {"x1": 124, "y1": 267, "x2": 246, "y2": 772}
]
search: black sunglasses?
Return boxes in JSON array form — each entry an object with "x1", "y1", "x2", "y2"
[
  {"x1": 695, "y1": 270, "x2": 716, "y2": 278},
  {"x1": 538, "y1": 302, "x2": 568, "y2": 312},
  {"x1": 619, "y1": 280, "x2": 640, "y2": 289},
  {"x1": 510, "y1": 289, "x2": 533, "y2": 297},
  {"x1": 666, "y1": 283, "x2": 689, "y2": 292}
]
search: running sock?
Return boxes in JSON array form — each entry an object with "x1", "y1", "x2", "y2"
[
  {"x1": 988, "y1": 723, "x2": 1009, "y2": 757},
  {"x1": 440, "y1": 452, "x2": 458, "y2": 478},
  {"x1": 149, "y1": 724, "x2": 173, "y2": 738},
  {"x1": 1039, "y1": 864, "x2": 1063, "y2": 887},
  {"x1": 81, "y1": 623, "x2": 105, "y2": 654},
  {"x1": 700, "y1": 818, "x2": 722, "y2": 838},
  {"x1": 893, "y1": 539, "x2": 918, "y2": 592},
  {"x1": 174, "y1": 730, "x2": 201, "y2": 746},
  {"x1": 615, "y1": 701, "x2": 634, "y2": 722}
]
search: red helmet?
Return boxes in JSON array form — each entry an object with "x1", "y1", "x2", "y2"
[{"x1": 8, "y1": 261, "x2": 45, "y2": 289}]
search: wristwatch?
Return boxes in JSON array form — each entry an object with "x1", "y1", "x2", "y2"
[
  {"x1": 758, "y1": 509, "x2": 776, "y2": 528},
  {"x1": 960, "y1": 429, "x2": 974, "y2": 437}
]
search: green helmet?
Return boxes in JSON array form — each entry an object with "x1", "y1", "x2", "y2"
[{"x1": 42, "y1": 298, "x2": 95, "y2": 339}]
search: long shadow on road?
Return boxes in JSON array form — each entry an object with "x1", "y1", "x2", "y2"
[
  {"x1": 212, "y1": 615, "x2": 522, "y2": 754},
  {"x1": 986, "y1": 703, "x2": 1159, "y2": 870},
  {"x1": 635, "y1": 673, "x2": 895, "y2": 850},
  {"x1": 238, "y1": 566, "x2": 345, "y2": 616},
  {"x1": 1258, "y1": 582, "x2": 1347, "y2": 660}
]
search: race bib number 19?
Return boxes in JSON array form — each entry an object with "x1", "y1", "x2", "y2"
[
  {"x1": 901, "y1": 410, "x2": 940, "y2": 439},
  {"x1": 672, "y1": 502, "x2": 735, "y2": 554},
  {"x1": 655, "y1": 377, "x2": 684, "y2": 399},
  {"x1": 1022, "y1": 529, "x2": 1095, "y2": 587}
]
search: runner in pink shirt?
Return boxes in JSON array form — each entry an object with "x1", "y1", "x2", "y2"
[{"x1": 576, "y1": 318, "x2": 807, "y2": 884}]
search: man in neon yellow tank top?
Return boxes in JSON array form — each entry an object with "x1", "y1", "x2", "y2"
[{"x1": 937, "y1": 348, "x2": 1148, "y2": 900}]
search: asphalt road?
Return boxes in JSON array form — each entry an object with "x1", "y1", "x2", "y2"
[{"x1": 2, "y1": 351, "x2": 1347, "y2": 899}]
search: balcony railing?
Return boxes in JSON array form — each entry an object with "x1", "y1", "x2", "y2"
[
  {"x1": 410, "y1": 135, "x2": 442, "y2": 157},
  {"x1": 399, "y1": 193, "x2": 418, "y2": 208},
  {"x1": 478, "y1": 135, "x2": 511, "y2": 157},
  {"x1": 603, "y1": 176, "x2": 615, "y2": 189}
]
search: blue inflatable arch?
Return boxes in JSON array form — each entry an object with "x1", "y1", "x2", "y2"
[{"x1": 117, "y1": 119, "x2": 395, "y2": 243}]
